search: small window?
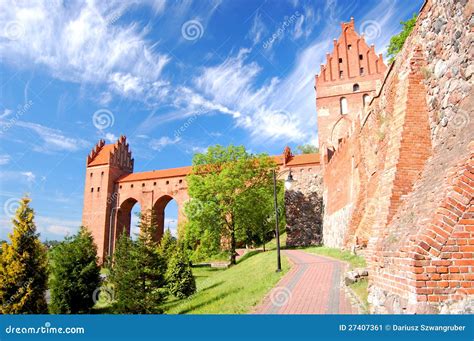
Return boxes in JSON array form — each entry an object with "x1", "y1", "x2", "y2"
[
  {"x1": 153, "y1": 182, "x2": 156, "y2": 186},
  {"x1": 353, "y1": 84, "x2": 360, "y2": 92},
  {"x1": 363, "y1": 94, "x2": 371, "y2": 107},
  {"x1": 179, "y1": 179, "x2": 183, "y2": 184},
  {"x1": 338, "y1": 58, "x2": 342, "y2": 63},
  {"x1": 97, "y1": 187, "x2": 100, "y2": 192},
  {"x1": 359, "y1": 54, "x2": 363, "y2": 60},
  {"x1": 131, "y1": 184, "x2": 134, "y2": 188},
  {"x1": 119, "y1": 185, "x2": 122, "y2": 189},
  {"x1": 166, "y1": 180, "x2": 169, "y2": 185},
  {"x1": 142, "y1": 183, "x2": 145, "y2": 187},
  {"x1": 339, "y1": 70, "x2": 343, "y2": 79},
  {"x1": 90, "y1": 173, "x2": 93, "y2": 177},
  {"x1": 101, "y1": 171, "x2": 104, "y2": 176},
  {"x1": 340, "y1": 97, "x2": 348, "y2": 115},
  {"x1": 360, "y1": 67, "x2": 364, "y2": 75},
  {"x1": 91, "y1": 188, "x2": 94, "y2": 192},
  {"x1": 348, "y1": 44, "x2": 352, "y2": 50}
]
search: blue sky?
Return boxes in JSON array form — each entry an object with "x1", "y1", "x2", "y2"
[{"x1": 0, "y1": 0, "x2": 423, "y2": 241}]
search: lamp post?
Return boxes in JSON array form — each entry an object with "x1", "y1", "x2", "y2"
[{"x1": 272, "y1": 168, "x2": 294, "y2": 272}]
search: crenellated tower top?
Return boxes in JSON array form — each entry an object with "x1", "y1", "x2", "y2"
[
  {"x1": 315, "y1": 17, "x2": 386, "y2": 96},
  {"x1": 86, "y1": 135, "x2": 134, "y2": 172}
]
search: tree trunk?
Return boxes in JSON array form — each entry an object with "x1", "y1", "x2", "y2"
[{"x1": 230, "y1": 223, "x2": 236, "y2": 265}]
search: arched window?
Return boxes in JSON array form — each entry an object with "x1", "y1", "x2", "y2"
[
  {"x1": 353, "y1": 83, "x2": 359, "y2": 92},
  {"x1": 340, "y1": 97, "x2": 348, "y2": 115},
  {"x1": 363, "y1": 94, "x2": 370, "y2": 107}
]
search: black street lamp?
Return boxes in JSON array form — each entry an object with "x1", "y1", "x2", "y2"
[{"x1": 272, "y1": 168, "x2": 295, "y2": 272}]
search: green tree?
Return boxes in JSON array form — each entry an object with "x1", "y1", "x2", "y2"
[
  {"x1": 108, "y1": 210, "x2": 166, "y2": 314},
  {"x1": 166, "y1": 248, "x2": 196, "y2": 299},
  {"x1": 234, "y1": 180, "x2": 285, "y2": 251},
  {"x1": 49, "y1": 227, "x2": 101, "y2": 314},
  {"x1": 0, "y1": 197, "x2": 48, "y2": 314},
  {"x1": 296, "y1": 144, "x2": 319, "y2": 154},
  {"x1": 185, "y1": 145, "x2": 275, "y2": 264},
  {"x1": 387, "y1": 14, "x2": 417, "y2": 63},
  {"x1": 157, "y1": 228, "x2": 177, "y2": 263}
]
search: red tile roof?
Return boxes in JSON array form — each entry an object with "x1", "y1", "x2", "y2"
[
  {"x1": 116, "y1": 153, "x2": 320, "y2": 182},
  {"x1": 118, "y1": 166, "x2": 192, "y2": 183},
  {"x1": 88, "y1": 144, "x2": 115, "y2": 166}
]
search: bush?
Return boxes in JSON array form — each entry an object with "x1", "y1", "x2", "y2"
[
  {"x1": 166, "y1": 249, "x2": 196, "y2": 299},
  {"x1": 49, "y1": 227, "x2": 101, "y2": 314}
]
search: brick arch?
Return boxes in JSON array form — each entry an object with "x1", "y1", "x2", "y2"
[
  {"x1": 153, "y1": 194, "x2": 178, "y2": 242},
  {"x1": 330, "y1": 115, "x2": 352, "y2": 148}
]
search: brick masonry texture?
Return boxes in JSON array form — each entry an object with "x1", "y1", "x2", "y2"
[{"x1": 316, "y1": 0, "x2": 473, "y2": 313}]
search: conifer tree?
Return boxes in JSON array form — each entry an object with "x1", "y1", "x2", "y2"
[
  {"x1": 157, "y1": 228, "x2": 177, "y2": 264},
  {"x1": 166, "y1": 248, "x2": 196, "y2": 299},
  {"x1": 0, "y1": 197, "x2": 48, "y2": 314},
  {"x1": 49, "y1": 227, "x2": 101, "y2": 314},
  {"x1": 109, "y1": 210, "x2": 166, "y2": 314}
]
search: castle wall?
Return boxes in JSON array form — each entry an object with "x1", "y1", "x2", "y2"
[
  {"x1": 285, "y1": 165, "x2": 324, "y2": 247},
  {"x1": 319, "y1": 0, "x2": 473, "y2": 313}
]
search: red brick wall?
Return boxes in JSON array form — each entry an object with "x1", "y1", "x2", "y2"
[{"x1": 318, "y1": 0, "x2": 473, "y2": 313}]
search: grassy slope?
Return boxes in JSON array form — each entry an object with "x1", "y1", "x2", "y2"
[
  {"x1": 300, "y1": 246, "x2": 366, "y2": 269},
  {"x1": 163, "y1": 250, "x2": 289, "y2": 314}
]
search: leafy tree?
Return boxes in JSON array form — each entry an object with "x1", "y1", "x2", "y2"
[
  {"x1": 387, "y1": 14, "x2": 417, "y2": 63},
  {"x1": 185, "y1": 145, "x2": 275, "y2": 264},
  {"x1": 296, "y1": 144, "x2": 319, "y2": 154},
  {"x1": 108, "y1": 210, "x2": 166, "y2": 314},
  {"x1": 234, "y1": 180, "x2": 285, "y2": 251},
  {"x1": 158, "y1": 228, "x2": 177, "y2": 263},
  {"x1": 166, "y1": 248, "x2": 196, "y2": 299},
  {"x1": 0, "y1": 197, "x2": 48, "y2": 314},
  {"x1": 49, "y1": 227, "x2": 101, "y2": 314}
]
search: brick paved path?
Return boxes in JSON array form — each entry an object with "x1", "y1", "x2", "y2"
[{"x1": 254, "y1": 250, "x2": 354, "y2": 314}]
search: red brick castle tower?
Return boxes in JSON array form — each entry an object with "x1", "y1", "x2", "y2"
[
  {"x1": 82, "y1": 136, "x2": 133, "y2": 261},
  {"x1": 315, "y1": 18, "x2": 387, "y2": 163}
]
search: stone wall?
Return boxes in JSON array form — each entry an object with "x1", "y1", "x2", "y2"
[
  {"x1": 319, "y1": 0, "x2": 473, "y2": 313},
  {"x1": 285, "y1": 166, "x2": 324, "y2": 247}
]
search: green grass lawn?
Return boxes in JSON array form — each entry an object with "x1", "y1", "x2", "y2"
[
  {"x1": 163, "y1": 250, "x2": 289, "y2": 314},
  {"x1": 300, "y1": 245, "x2": 366, "y2": 269}
]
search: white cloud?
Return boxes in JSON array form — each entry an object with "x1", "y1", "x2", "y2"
[
  {"x1": 104, "y1": 132, "x2": 118, "y2": 143},
  {"x1": 248, "y1": 13, "x2": 267, "y2": 46},
  {"x1": 11, "y1": 121, "x2": 90, "y2": 153},
  {"x1": 149, "y1": 136, "x2": 181, "y2": 151},
  {"x1": 0, "y1": 154, "x2": 10, "y2": 165},
  {"x1": 293, "y1": 5, "x2": 320, "y2": 40},
  {"x1": 0, "y1": 109, "x2": 12, "y2": 119},
  {"x1": 21, "y1": 171, "x2": 35, "y2": 184},
  {"x1": 35, "y1": 216, "x2": 81, "y2": 238},
  {"x1": 0, "y1": 0, "x2": 170, "y2": 103}
]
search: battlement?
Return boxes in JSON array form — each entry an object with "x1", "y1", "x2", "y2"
[
  {"x1": 87, "y1": 135, "x2": 134, "y2": 172},
  {"x1": 315, "y1": 17, "x2": 386, "y2": 93}
]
